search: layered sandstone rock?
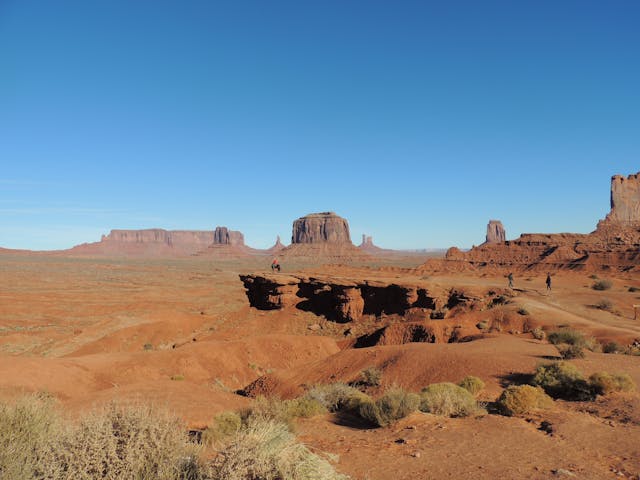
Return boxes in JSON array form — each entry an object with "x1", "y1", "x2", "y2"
[
  {"x1": 604, "y1": 173, "x2": 640, "y2": 225},
  {"x1": 291, "y1": 212, "x2": 351, "y2": 244},
  {"x1": 267, "y1": 235, "x2": 286, "y2": 254},
  {"x1": 213, "y1": 226, "x2": 245, "y2": 246},
  {"x1": 485, "y1": 220, "x2": 506, "y2": 244}
]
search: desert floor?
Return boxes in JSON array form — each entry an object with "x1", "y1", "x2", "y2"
[{"x1": 1, "y1": 253, "x2": 639, "y2": 479}]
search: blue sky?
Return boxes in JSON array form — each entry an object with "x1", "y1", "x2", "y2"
[{"x1": 1, "y1": 1, "x2": 639, "y2": 250}]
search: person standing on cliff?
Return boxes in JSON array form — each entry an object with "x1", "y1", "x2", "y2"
[
  {"x1": 508, "y1": 272, "x2": 514, "y2": 288},
  {"x1": 546, "y1": 273, "x2": 552, "y2": 292}
]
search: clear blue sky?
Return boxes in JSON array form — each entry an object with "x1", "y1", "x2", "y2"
[{"x1": 1, "y1": 1, "x2": 639, "y2": 250}]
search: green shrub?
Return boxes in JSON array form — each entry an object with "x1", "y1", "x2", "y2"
[
  {"x1": 532, "y1": 362, "x2": 594, "y2": 400},
  {"x1": 203, "y1": 411, "x2": 242, "y2": 445},
  {"x1": 548, "y1": 329, "x2": 598, "y2": 351},
  {"x1": 589, "y1": 372, "x2": 636, "y2": 395},
  {"x1": 304, "y1": 383, "x2": 368, "y2": 413},
  {"x1": 458, "y1": 376, "x2": 485, "y2": 396},
  {"x1": 419, "y1": 383, "x2": 478, "y2": 417},
  {"x1": 211, "y1": 419, "x2": 348, "y2": 480},
  {"x1": 557, "y1": 344, "x2": 585, "y2": 359},
  {"x1": 592, "y1": 280, "x2": 613, "y2": 291},
  {"x1": 496, "y1": 385, "x2": 553, "y2": 416},
  {"x1": 531, "y1": 327, "x2": 546, "y2": 341},
  {"x1": 360, "y1": 366, "x2": 382, "y2": 387},
  {"x1": 357, "y1": 387, "x2": 420, "y2": 427}
]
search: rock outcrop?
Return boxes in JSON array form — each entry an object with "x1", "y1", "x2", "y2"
[
  {"x1": 419, "y1": 171, "x2": 640, "y2": 272},
  {"x1": 291, "y1": 212, "x2": 351, "y2": 244},
  {"x1": 485, "y1": 220, "x2": 506, "y2": 244},
  {"x1": 267, "y1": 235, "x2": 286, "y2": 254},
  {"x1": 213, "y1": 227, "x2": 245, "y2": 246}
]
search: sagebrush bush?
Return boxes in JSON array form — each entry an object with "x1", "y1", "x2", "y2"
[
  {"x1": 356, "y1": 387, "x2": 420, "y2": 427},
  {"x1": 592, "y1": 279, "x2": 613, "y2": 291},
  {"x1": 531, "y1": 327, "x2": 546, "y2": 341},
  {"x1": 589, "y1": 372, "x2": 636, "y2": 396},
  {"x1": 532, "y1": 362, "x2": 594, "y2": 400},
  {"x1": 419, "y1": 383, "x2": 479, "y2": 417},
  {"x1": 203, "y1": 411, "x2": 242, "y2": 445},
  {"x1": 496, "y1": 385, "x2": 553, "y2": 416},
  {"x1": 0, "y1": 395, "x2": 61, "y2": 480},
  {"x1": 548, "y1": 329, "x2": 598, "y2": 351},
  {"x1": 243, "y1": 396, "x2": 326, "y2": 429},
  {"x1": 211, "y1": 419, "x2": 348, "y2": 480},
  {"x1": 458, "y1": 376, "x2": 485, "y2": 396},
  {"x1": 602, "y1": 341, "x2": 624, "y2": 354},
  {"x1": 304, "y1": 383, "x2": 368, "y2": 413},
  {"x1": 558, "y1": 344, "x2": 586, "y2": 359},
  {"x1": 360, "y1": 366, "x2": 383, "y2": 387},
  {"x1": 595, "y1": 299, "x2": 613, "y2": 311}
]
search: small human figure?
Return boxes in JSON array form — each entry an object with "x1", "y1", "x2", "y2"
[
  {"x1": 508, "y1": 272, "x2": 514, "y2": 288},
  {"x1": 546, "y1": 273, "x2": 552, "y2": 291},
  {"x1": 271, "y1": 258, "x2": 280, "y2": 272}
]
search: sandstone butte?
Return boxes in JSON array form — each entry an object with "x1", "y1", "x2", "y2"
[
  {"x1": 485, "y1": 220, "x2": 506, "y2": 244},
  {"x1": 277, "y1": 211, "x2": 370, "y2": 260},
  {"x1": 419, "y1": 172, "x2": 640, "y2": 273}
]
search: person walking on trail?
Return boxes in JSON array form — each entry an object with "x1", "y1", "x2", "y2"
[
  {"x1": 508, "y1": 272, "x2": 514, "y2": 288},
  {"x1": 546, "y1": 273, "x2": 552, "y2": 291}
]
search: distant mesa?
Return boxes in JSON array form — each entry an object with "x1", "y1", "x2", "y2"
[
  {"x1": 279, "y1": 212, "x2": 369, "y2": 260},
  {"x1": 419, "y1": 171, "x2": 640, "y2": 273},
  {"x1": 358, "y1": 234, "x2": 390, "y2": 255},
  {"x1": 485, "y1": 220, "x2": 506, "y2": 244}
]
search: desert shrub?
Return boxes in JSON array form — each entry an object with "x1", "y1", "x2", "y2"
[
  {"x1": 360, "y1": 366, "x2": 383, "y2": 387},
  {"x1": 211, "y1": 419, "x2": 348, "y2": 480},
  {"x1": 548, "y1": 329, "x2": 598, "y2": 351},
  {"x1": 0, "y1": 395, "x2": 61, "y2": 480},
  {"x1": 595, "y1": 299, "x2": 613, "y2": 311},
  {"x1": 51, "y1": 403, "x2": 202, "y2": 480},
  {"x1": 143, "y1": 343, "x2": 153, "y2": 351},
  {"x1": 286, "y1": 397, "x2": 327, "y2": 419},
  {"x1": 356, "y1": 387, "x2": 420, "y2": 427},
  {"x1": 557, "y1": 344, "x2": 585, "y2": 359},
  {"x1": 517, "y1": 307, "x2": 529, "y2": 316},
  {"x1": 628, "y1": 286, "x2": 640, "y2": 293},
  {"x1": 589, "y1": 372, "x2": 636, "y2": 396},
  {"x1": 476, "y1": 320, "x2": 489, "y2": 331},
  {"x1": 532, "y1": 362, "x2": 594, "y2": 401},
  {"x1": 203, "y1": 411, "x2": 242, "y2": 445},
  {"x1": 592, "y1": 279, "x2": 613, "y2": 291},
  {"x1": 496, "y1": 385, "x2": 553, "y2": 416},
  {"x1": 491, "y1": 295, "x2": 509, "y2": 307},
  {"x1": 531, "y1": 327, "x2": 546, "y2": 341},
  {"x1": 304, "y1": 383, "x2": 368, "y2": 413},
  {"x1": 430, "y1": 310, "x2": 446, "y2": 320},
  {"x1": 243, "y1": 396, "x2": 327, "y2": 429},
  {"x1": 419, "y1": 383, "x2": 479, "y2": 417},
  {"x1": 602, "y1": 341, "x2": 624, "y2": 354},
  {"x1": 458, "y1": 376, "x2": 485, "y2": 396},
  {"x1": 170, "y1": 374, "x2": 185, "y2": 381}
]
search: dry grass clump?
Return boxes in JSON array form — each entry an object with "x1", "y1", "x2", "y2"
[
  {"x1": 531, "y1": 326, "x2": 546, "y2": 341},
  {"x1": 532, "y1": 362, "x2": 594, "y2": 401},
  {"x1": 496, "y1": 385, "x2": 553, "y2": 416},
  {"x1": 304, "y1": 383, "x2": 369, "y2": 413},
  {"x1": 419, "y1": 382, "x2": 480, "y2": 417},
  {"x1": 0, "y1": 397, "x2": 203, "y2": 480},
  {"x1": 458, "y1": 376, "x2": 485, "y2": 396},
  {"x1": 557, "y1": 344, "x2": 586, "y2": 359},
  {"x1": 547, "y1": 328, "x2": 599, "y2": 359},
  {"x1": 602, "y1": 341, "x2": 624, "y2": 354},
  {"x1": 359, "y1": 366, "x2": 383, "y2": 387},
  {"x1": 242, "y1": 396, "x2": 327, "y2": 429},
  {"x1": 356, "y1": 387, "x2": 420, "y2": 427},
  {"x1": 592, "y1": 279, "x2": 613, "y2": 291},
  {"x1": 589, "y1": 372, "x2": 636, "y2": 396},
  {"x1": 595, "y1": 298, "x2": 614, "y2": 311},
  {"x1": 202, "y1": 411, "x2": 242, "y2": 445},
  {"x1": 211, "y1": 419, "x2": 347, "y2": 480}
]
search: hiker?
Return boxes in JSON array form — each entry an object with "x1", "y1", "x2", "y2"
[
  {"x1": 271, "y1": 258, "x2": 280, "y2": 272},
  {"x1": 508, "y1": 272, "x2": 514, "y2": 288},
  {"x1": 546, "y1": 273, "x2": 552, "y2": 291}
]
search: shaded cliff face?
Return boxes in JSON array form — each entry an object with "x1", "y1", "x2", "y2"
[
  {"x1": 213, "y1": 227, "x2": 245, "y2": 246},
  {"x1": 485, "y1": 220, "x2": 506, "y2": 244},
  {"x1": 291, "y1": 212, "x2": 351, "y2": 244}
]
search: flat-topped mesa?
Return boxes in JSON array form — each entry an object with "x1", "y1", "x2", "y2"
[
  {"x1": 485, "y1": 220, "x2": 506, "y2": 244},
  {"x1": 601, "y1": 173, "x2": 640, "y2": 226},
  {"x1": 213, "y1": 226, "x2": 245, "y2": 246},
  {"x1": 291, "y1": 212, "x2": 351, "y2": 244},
  {"x1": 103, "y1": 229, "x2": 214, "y2": 247}
]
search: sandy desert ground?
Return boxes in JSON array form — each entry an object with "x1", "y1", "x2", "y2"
[{"x1": 1, "y1": 253, "x2": 639, "y2": 479}]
